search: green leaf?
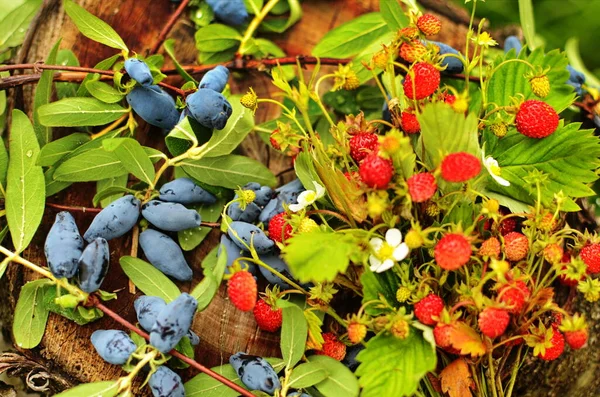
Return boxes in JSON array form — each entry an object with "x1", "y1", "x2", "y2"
[
  {"x1": 486, "y1": 122, "x2": 600, "y2": 211},
  {"x1": 260, "y1": 0, "x2": 302, "y2": 33},
  {"x1": 379, "y1": 0, "x2": 409, "y2": 31},
  {"x1": 43, "y1": 286, "x2": 103, "y2": 325},
  {"x1": 107, "y1": 138, "x2": 155, "y2": 185},
  {"x1": 518, "y1": 0, "x2": 536, "y2": 50},
  {"x1": 77, "y1": 54, "x2": 121, "y2": 97},
  {"x1": 417, "y1": 102, "x2": 481, "y2": 169},
  {"x1": 85, "y1": 80, "x2": 125, "y2": 103},
  {"x1": 199, "y1": 48, "x2": 237, "y2": 65},
  {"x1": 13, "y1": 279, "x2": 51, "y2": 349},
  {"x1": 281, "y1": 305, "x2": 308, "y2": 369},
  {"x1": 195, "y1": 24, "x2": 241, "y2": 53},
  {"x1": 56, "y1": 49, "x2": 80, "y2": 99},
  {"x1": 179, "y1": 198, "x2": 226, "y2": 251},
  {"x1": 361, "y1": 270, "x2": 400, "y2": 316},
  {"x1": 282, "y1": 230, "x2": 357, "y2": 283},
  {"x1": 6, "y1": 110, "x2": 45, "y2": 252},
  {"x1": 184, "y1": 359, "x2": 284, "y2": 396},
  {"x1": 486, "y1": 48, "x2": 574, "y2": 113},
  {"x1": 288, "y1": 362, "x2": 328, "y2": 389},
  {"x1": 180, "y1": 154, "x2": 276, "y2": 189},
  {"x1": 120, "y1": 256, "x2": 180, "y2": 302},
  {"x1": 312, "y1": 13, "x2": 390, "y2": 58},
  {"x1": 54, "y1": 381, "x2": 118, "y2": 397},
  {"x1": 308, "y1": 355, "x2": 360, "y2": 397},
  {"x1": 350, "y1": 30, "x2": 396, "y2": 84},
  {"x1": 38, "y1": 133, "x2": 91, "y2": 167},
  {"x1": 63, "y1": 0, "x2": 128, "y2": 51},
  {"x1": 38, "y1": 97, "x2": 128, "y2": 127},
  {"x1": 164, "y1": 39, "x2": 196, "y2": 83},
  {"x1": 53, "y1": 148, "x2": 127, "y2": 182},
  {"x1": 33, "y1": 40, "x2": 60, "y2": 146},
  {"x1": 96, "y1": 174, "x2": 129, "y2": 207},
  {"x1": 0, "y1": 136, "x2": 8, "y2": 194},
  {"x1": 165, "y1": 116, "x2": 213, "y2": 157},
  {"x1": 0, "y1": 0, "x2": 42, "y2": 50},
  {"x1": 254, "y1": 39, "x2": 295, "y2": 80},
  {"x1": 190, "y1": 243, "x2": 227, "y2": 311},
  {"x1": 356, "y1": 331, "x2": 436, "y2": 397},
  {"x1": 195, "y1": 96, "x2": 254, "y2": 158}
]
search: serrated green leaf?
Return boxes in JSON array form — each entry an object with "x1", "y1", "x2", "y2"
[
  {"x1": 380, "y1": 0, "x2": 409, "y2": 31},
  {"x1": 195, "y1": 96, "x2": 254, "y2": 158},
  {"x1": 179, "y1": 198, "x2": 226, "y2": 251},
  {"x1": 179, "y1": 154, "x2": 276, "y2": 189},
  {"x1": 486, "y1": 122, "x2": 600, "y2": 211},
  {"x1": 195, "y1": 24, "x2": 241, "y2": 53},
  {"x1": 33, "y1": 40, "x2": 60, "y2": 146},
  {"x1": 38, "y1": 98, "x2": 128, "y2": 127},
  {"x1": 281, "y1": 305, "x2": 308, "y2": 369},
  {"x1": 282, "y1": 230, "x2": 357, "y2": 283},
  {"x1": 38, "y1": 133, "x2": 91, "y2": 167},
  {"x1": 85, "y1": 80, "x2": 125, "y2": 103},
  {"x1": 312, "y1": 13, "x2": 390, "y2": 58},
  {"x1": 53, "y1": 381, "x2": 119, "y2": 397},
  {"x1": 308, "y1": 355, "x2": 359, "y2": 397},
  {"x1": 6, "y1": 110, "x2": 45, "y2": 252},
  {"x1": 53, "y1": 147, "x2": 126, "y2": 182},
  {"x1": 120, "y1": 256, "x2": 180, "y2": 302},
  {"x1": 110, "y1": 138, "x2": 155, "y2": 184},
  {"x1": 486, "y1": 47, "x2": 574, "y2": 113},
  {"x1": 356, "y1": 331, "x2": 436, "y2": 397},
  {"x1": 164, "y1": 39, "x2": 196, "y2": 83},
  {"x1": 288, "y1": 362, "x2": 328, "y2": 389},
  {"x1": 518, "y1": 0, "x2": 536, "y2": 50},
  {"x1": 361, "y1": 270, "x2": 399, "y2": 316},
  {"x1": 13, "y1": 279, "x2": 51, "y2": 349},
  {"x1": 417, "y1": 102, "x2": 481, "y2": 169},
  {"x1": 63, "y1": 0, "x2": 128, "y2": 51},
  {"x1": 0, "y1": 0, "x2": 42, "y2": 50},
  {"x1": 260, "y1": 0, "x2": 302, "y2": 33},
  {"x1": 95, "y1": 174, "x2": 129, "y2": 207}
]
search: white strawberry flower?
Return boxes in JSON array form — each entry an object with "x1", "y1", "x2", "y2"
[
  {"x1": 482, "y1": 147, "x2": 510, "y2": 187},
  {"x1": 289, "y1": 181, "x2": 326, "y2": 212},
  {"x1": 369, "y1": 228, "x2": 410, "y2": 273}
]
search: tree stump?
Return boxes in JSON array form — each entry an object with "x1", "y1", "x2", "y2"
[{"x1": 2, "y1": 0, "x2": 597, "y2": 395}]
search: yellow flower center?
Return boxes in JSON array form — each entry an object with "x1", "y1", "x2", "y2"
[
  {"x1": 377, "y1": 242, "x2": 395, "y2": 260},
  {"x1": 490, "y1": 164, "x2": 502, "y2": 176},
  {"x1": 304, "y1": 191, "x2": 317, "y2": 203}
]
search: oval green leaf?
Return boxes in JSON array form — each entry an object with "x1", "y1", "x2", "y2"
[
  {"x1": 54, "y1": 381, "x2": 119, "y2": 397},
  {"x1": 13, "y1": 279, "x2": 51, "y2": 349},
  {"x1": 63, "y1": 0, "x2": 128, "y2": 51},
  {"x1": 53, "y1": 147, "x2": 127, "y2": 182},
  {"x1": 281, "y1": 305, "x2": 308, "y2": 369},
  {"x1": 120, "y1": 256, "x2": 180, "y2": 302},
  {"x1": 38, "y1": 97, "x2": 128, "y2": 127}
]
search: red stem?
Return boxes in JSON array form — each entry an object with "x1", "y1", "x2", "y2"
[
  {"x1": 93, "y1": 300, "x2": 254, "y2": 397},
  {"x1": 150, "y1": 0, "x2": 192, "y2": 54},
  {"x1": 46, "y1": 202, "x2": 102, "y2": 213}
]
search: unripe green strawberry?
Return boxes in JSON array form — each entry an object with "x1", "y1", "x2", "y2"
[
  {"x1": 298, "y1": 218, "x2": 318, "y2": 234},
  {"x1": 405, "y1": 230, "x2": 424, "y2": 249},
  {"x1": 396, "y1": 286, "x2": 412, "y2": 302},
  {"x1": 490, "y1": 122, "x2": 508, "y2": 138},
  {"x1": 503, "y1": 232, "x2": 529, "y2": 261}
]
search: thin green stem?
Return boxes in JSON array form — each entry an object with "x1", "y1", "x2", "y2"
[
  {"x1": 117, "y1": 350, "x2": 158, "y2": 393},
  {"x1": 238, "y1": 0, "x2": 280, "y2": 54},
  {"x1": 505, "y1": 345, "x2": 523, "y2": 397},
  {"x1": 488, "y1": 352, "x2": 498, "y2": 397}
]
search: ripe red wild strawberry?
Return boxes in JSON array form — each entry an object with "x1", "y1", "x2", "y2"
[
  {"x1": 479, "y1": 237, "x2": 501, "y2": 259},
  {"x1": 580, "y1": 243, "x2": 600, "y2": 274},
  {"x1": 515, "y1": 100, "x2": 559, "y2": 138},
  {"x1": 435, "y1": 233, "x2": 472, "y2": 270},
  {"x1": 433, "y1": 323, "x2": 460, "y2": 354},
  {"x1": 401, "y1": 110, "x2": 420, "y2": 134},
  {"x1": 564, "y1": 329, "x2": 588, "y2": 350},
  {"x1": 440, "y1": 152, "x2": 481, "y2": 182},
  {"x1": 407, "y1": 173, "x2": 437, "y2": 202},
  {"x1": 359, "y1": 154, "x2": 394, "y2": 189},
  {"x1": 499, "y1": 217, "x2": 517, "y2": 235},
  {"x1": 227, "y1": 271, "x2": 257, "y2": 312},
  {"x1": 403, "y1": 62, "x2": 441, "y2": 100},
  {"x1": 268, "y1": 212, "x2": 293, "y2": 244},
  {"x1": 538, "y1": 329, "x2": 565, "y2": 361},
  {"x1": 478, "y1": 307, "x2": 510, "y2": 338},
  {"x1": 253, "y1": 299, "x2": 283, "y2": 332},
  {"x1": 503, "y1": 232, "x2": 529, "y2": 261},
  {"x1": 417, "y1": 14, "x2": 442, "y2": 36},
  {"x1": 414, "y1": 294, "x2": 444, "y2": 325},
  {"x1": 315, "y1": 332, "x2": 346, "y2": 361},
  {"x1": 349, "y1": 132, "x2": 379, "y2": 162},
  {"x1": 399, "y1": 40, "x2": 428, "y2": 63},
  {"x1": 498, "y1": 280, "x2": 530, "y2": 313}
]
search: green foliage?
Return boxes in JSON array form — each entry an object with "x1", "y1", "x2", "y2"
[
  {"x1": 38, "y1": 133, "x2": 90, "y2": 167},
  {"x1": 282, "y1": 230, "x2": 358, "y2": 283},
  {"x1": 380, "y1": 0, "x2": 409, "y2": 31},
  {"x1": 85, "y1": 80, "x2": 126, "y2": 103},
  {"x1": 281, "y1": 304, "x2": 308, "y2": 369},
  {"x1": 120, "y1": 256, "x2": 180, "y2": 302},
  {"x1": 103, "y1": 138, "x2": 155, "y2": 185},
  {"x1": 260, "y1": 0, "x2": 302, "y2": 33},
  {"x1": 179, "y1": 198, "x2": 226, "y2": 251},
  {"x1": 356, "y1": 331, "x2": 437, "y2": 397},
  {"x1": 43, "y1": 286, "x2": 103, "y2": 325},
  {"x1": 307, "y1": 355, "x2": 360, "y2": 397},
  {"x1": 518, "y1": 0, "x2": 536, "y2": 50},
  {"x1": 6, "y1": 110, "x2": 45, "y2": 253},
  {"x1": 33, "y1": 40, "x2": 60, "y2": 146},
  {"x1": 195, "y1": 24, "x2": 241, "y2": 54},
  {"x1": 96, "y1": 174, "x2": 128, "y2": 207},
  {"x1": 361, "y1": 270, "x2": 400, "y2": 316},
  {"x1": 38, "y1": 98, "x2": 128, "y2": 127},
  {"x1": 486, "y1": 122, "x2": 600, "y2": 211},
  {"x1": 53, "y1": 148, "x2": 127, "y2": 182},
  {"x1": 0, "y1": 0, "x2": 42, "y2": 55},
  {"x1": 287, "y1": 362, "x2": 328, "y2": 389},
  {"x1": 54, "y1": 381, "x2": 119, "y2": 397},
  {"x1": 164, "y1": 39, "x2": 196, "y2": 83},
  {"x1": 13, "y1": 279, "x2": 51, "y2": 349},
  {"x1": 190, "y1": 244, "x2": 227, "y2": 311}
]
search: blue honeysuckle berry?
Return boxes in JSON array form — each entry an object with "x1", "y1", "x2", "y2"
[
  {"x1": 229, "y1": 352, "x2": 281, "y2": 394},
  {"x1": 139, "y1": 229, "x2": 193, "y2": 281},
  {"x1": 141, "y1": 200, "x2": 201, "y2": 232},
  {"x1": 126, "y1": 85, "x2": 180, "y2": 130},
  {"x1": 149, "y1": 366, "x2": 185, "y2": 397},
  {"x1": 91, "y1": 329, "x2": 136, "y2": 365},
  {"x1": 159, "y1": 177, "x2": 217, "y2": 205},
  {"x1": 76, "y1": 237, "x2": 110, "y2": 293},
  {"x1": 205, "y1": 0, "x2": 248, "y2": 26},
  {"x1": 45, "y1": 211, "x2": 84, "y2": 278},
  {"x1": 186, "y1": 88, "x2": 233, "y2": 130},
  {"x1": 149, "y1": 293, "x2": 197, "y2": 354},
  {"x1": 83, "y1": 195, "x2": 140, "y2": 242},
  {"x1": 124, "y1": 58, "x2": 153, "y2": 86}
]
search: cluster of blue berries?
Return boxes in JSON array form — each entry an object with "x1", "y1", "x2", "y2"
[{"x1": 125, "y1": 59, "x2": 233, "y2": 132}]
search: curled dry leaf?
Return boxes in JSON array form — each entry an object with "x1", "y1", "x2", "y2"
[{"x1": 440, "y1": 358, "x2": 475, "y2": 397}]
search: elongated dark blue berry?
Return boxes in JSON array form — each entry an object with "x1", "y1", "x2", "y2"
[
  {"x1": 45, "y1": 211, "x2": 83, "y2": 278},
  {"x1": 424, "y1": 40, "x2": 464, "y2": 74},
  {"x1": 139, "y1": 229, "x2": 193, "y2": 281},
  {"x1": 228, "y1": 221, "x2": 274, "y2": 254},
  {"x1": 149, "y1": 366, "x2": 185, "y2": 397},
  {"x1": 504, "y1": 35, "x2": 523, "y2": 54},
  {"x1": 76, "y1": 238, "x2": 109, "y2": 293},
  {"x1": 127, "y1": 85, "x2": 180, "y2": 130},
  {"x1": 134, "y1": 295, "x2": 166, "y2": 332},
  {"x1": 227, "y1": 200, "x2": 261, "y2": 223},
  {"x1": 124, "y1": 58, "x2": 153, "y2": 86},
  {"x1": 159, "y1": 177, "x2": 217, "y2": 205},
  {"x1": 142, "y1": 200, "x2": 201, "y2": 232},
  {"x1": 83, "y1": 195, "x2": 140, "y2": 242},
  {"x1": 91, "y1": 329, "x2": 136, "y2": 365},
  {"x1": 199, "y1": 65, "x2": 229, "y2": 93},
  {"x1": 218, "y1": 234, "x2": 256, "y2": 275},
  {"x1": 206, "y1": 0, "x2": 248, "y2": 26},
  {"x1": 229, "y1": 352, "x2": 281, "y2": 394},
  {"x1": 186, "y1": 88, "x2": 232, "y2": 130},
  {"x1": 150, "y1": 293, "x2": 197, "y2": 353}
]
